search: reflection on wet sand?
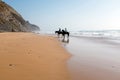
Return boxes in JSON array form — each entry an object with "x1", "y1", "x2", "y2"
[
  {"x1": 62, "y1": 38, "x2": 69, "y2": 43},
  {"x1": 57, "y1": 35, "x2": 69, "y2": 44},
  {"x1": 62, "y1": 38, "x2": 69, "y2": 47}
]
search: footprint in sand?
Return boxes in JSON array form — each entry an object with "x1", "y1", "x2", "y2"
[
  {"x1": 9, "y1": 64, "x2": 13, "y2": 66},
  {"x1": 28, "y1": 52, "x2": 31, "y2": 54},
  {"x1": 9, "y1": 64, "x2": 16, "y2": 68},
  {"x1": 38, "y1": 56, "x2": 41, "y2": 58},
  {"x1": 28, "y1": 50, "x2": 32, "y2": 54}
]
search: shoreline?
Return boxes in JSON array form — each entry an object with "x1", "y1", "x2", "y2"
[
  {"x1": 65, "y1": 36, "x2": 120, "y2": 80},
  {"x1": 0, "y1": 32, "x2": 71, "y2": 80}
]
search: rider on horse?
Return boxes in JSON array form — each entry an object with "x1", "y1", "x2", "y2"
[{"x1": 59, "y1": 28, "x2": 61, "y2": 32}]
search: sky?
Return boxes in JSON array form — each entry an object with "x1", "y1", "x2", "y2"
[{"x1": 4, "y1": 0, "x2": 120, "y2": 31}]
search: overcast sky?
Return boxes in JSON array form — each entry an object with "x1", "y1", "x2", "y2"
[{"x1": 4, "y1": 0, "x2": 120, "y2": 31}]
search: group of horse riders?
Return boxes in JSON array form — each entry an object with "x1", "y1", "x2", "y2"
[{"x1": 55, "y1": 28, "x2": 70, "y2": 38}]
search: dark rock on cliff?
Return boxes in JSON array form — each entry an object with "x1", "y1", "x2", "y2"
[{"x1": 0, "y1": 1, "x2": 40, "y2": 32}]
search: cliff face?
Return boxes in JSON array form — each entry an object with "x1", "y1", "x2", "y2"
[{"x1": 0, "y1": 1, "x2": 40, "y2": 32}]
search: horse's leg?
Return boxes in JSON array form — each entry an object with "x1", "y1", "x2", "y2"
[
  {"x1": 62, "y1": 35, "x2": 65, "y2": 42},
  {"x1": 59, "y1": 34, "x2": 61, "y2": 38},
  {"x1": 58, "y1": 33, "x2": 60, "y2": 38},
  {"x1": 66, "y1": 33, "x2": 69, "y2": 39},
  {"x1": 67, "y1": 38, "x2": 69, "y2": 43},
  {"x1": 62, "y1": 34, "x2": 65, "y2": 42}
]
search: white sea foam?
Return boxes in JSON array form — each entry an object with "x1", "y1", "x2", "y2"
[
  {"x1": 71, "y1": 30, "x2": 120, "y2": 39},
  {"x1": 70, "y1": 30, "x2": 120, "y2": 44}
]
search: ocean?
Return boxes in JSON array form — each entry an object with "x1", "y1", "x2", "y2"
[
  {"x1": 70, "y1": 30, "x2": 120, "y2": 44},
  {"x1": 36, "y1": 30, "x2": 120, "y2": 44}
]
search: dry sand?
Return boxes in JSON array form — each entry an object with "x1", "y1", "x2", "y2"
[{"x1": 0, "y1": 32, "x2": 71, "y2": 80}]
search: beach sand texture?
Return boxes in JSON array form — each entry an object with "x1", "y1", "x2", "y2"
[{"x1": 0, "y1": 33, "x2": 71, "y2": 80}]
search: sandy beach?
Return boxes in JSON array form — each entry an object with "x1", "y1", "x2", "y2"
[
  {"x1": 0, "y1": 32, "x2": 71, "y2": 80},
  {"x1": 66, "y1": 36, "x2": 120, "y2": 80},
  {"x1": 1, "y1": 32, "x2": 120, "y2": 80}
]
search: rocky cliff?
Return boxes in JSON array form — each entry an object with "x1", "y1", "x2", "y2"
[{"x1": 0, "y1": 1, "x2": 40, "y2": 32}]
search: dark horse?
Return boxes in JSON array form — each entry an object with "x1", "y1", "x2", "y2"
[{"x1": 55, "y1": 30, "x2": 70, "y2": 41}]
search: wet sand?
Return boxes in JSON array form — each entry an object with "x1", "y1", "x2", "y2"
[
  {"x1": 66, "y1": 36, "x2": 120, "y2": 80},
  {"x1": 0, "y1": 32, "x2": 71, "y2": 80}
]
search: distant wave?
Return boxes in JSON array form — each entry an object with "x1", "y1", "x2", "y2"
[
  {"x1": 71, "y1": 30, "x2": 120, "y2": 39},
  {"x1": 35, "y1": 30, "x2": 120, "y2": 44},
  {"x1": 70, "y1": 30, "x2": 120, "y2": 44}
]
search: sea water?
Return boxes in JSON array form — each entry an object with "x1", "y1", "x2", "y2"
[
  {"x1": 35, "y1": 30, "x2": 120, "y2": 44},
  {"x1": 70, "y1": 30, "x2": 120, "y2": 44}
]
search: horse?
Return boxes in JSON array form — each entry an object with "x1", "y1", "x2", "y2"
[{"x1": 55, "y1": 31, "x2": 62, "y2": 38}]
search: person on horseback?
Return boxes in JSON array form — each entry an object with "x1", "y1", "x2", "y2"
[
  {"x1": 65, "y1": 28, "x2": 67, "y2": 32},
  {"x1": 62, "y1": 29, "x2": 65, "y2": 32},
  {"x1": 58, "y1": 28, "x2": 61, "y2": 32},
  {"x1": 64, "y1": 28, "x2": 69, "y2": 38},
  {"x1": 56, "y1": 28, "x2": 62, "y2": 38},
  {"x1": 61, "y1": 29, "x2": 65, "y2": 39}
]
